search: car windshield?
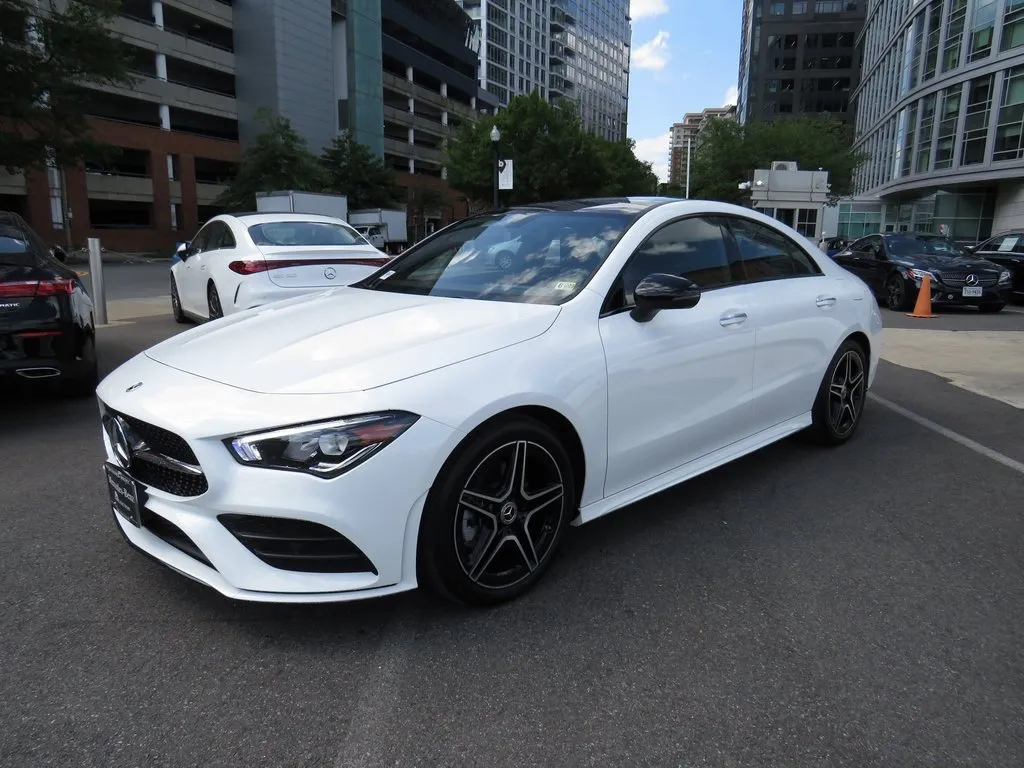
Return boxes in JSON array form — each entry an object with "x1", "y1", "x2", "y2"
[
  {"x1": 354, "y1": 209, "x2": 632, "y2": 305},
  {"x1": 248, "y1": 221, "x2": 368, "y2": 247},
  {"x1": 887, "y1": 234, "x2": 965, "y2": 257}
]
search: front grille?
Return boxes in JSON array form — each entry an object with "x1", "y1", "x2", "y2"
[
  {"x1": 140, "y1": 507, "x2": 214, "y2": 569},
  {"x1": 103, "y1": 405, "x2": 209, "y2": 497},
  {"x1": 219, "y1": 514, "x2": 378, "y2": 574},
  {"x1": 937, "y1": 271, "x2": 999, "y2": 288}
]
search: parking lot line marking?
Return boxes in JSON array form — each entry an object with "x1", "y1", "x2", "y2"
[{"x1": 869, "y1": 393, "x2": 1024, "y2": 476}]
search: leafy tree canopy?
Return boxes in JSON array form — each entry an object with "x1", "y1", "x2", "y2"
[
  {"x1": 320, "y1": 133, "x2": 398, "y2": 209},
  {"x1": 690, "y1": 114, "x2": 867, "y2": 205},
  {"x1": 216, "y1": 110, "x2": 325, "y2": 210},
  {"x1": 0, "y1": 0, "x2": 134, "y2": 172},
  {"x1": 445, "y1": 91, "x2": 657, "y2": 205}
]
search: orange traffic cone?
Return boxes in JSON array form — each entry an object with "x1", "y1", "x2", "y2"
[{"x1": 906, "y1": 274, "x2": 937, "y2": 318}]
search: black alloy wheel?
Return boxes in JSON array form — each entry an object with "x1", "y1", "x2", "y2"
[
  {"x1": 885, "y1": 274, "x2": 911, "y2": 311},
  {"x1": 418, "y1": 417, "x2": 575, "y2": 606},
  {"x1": 170, "y1": 276, "x2": 187, "y2": 323},
  {"x1": 207, "y1": 281, "x2": 223, "y2": 320},
  {"x1": 808, "y1": 340, "x2": 868, "y2": 446}
]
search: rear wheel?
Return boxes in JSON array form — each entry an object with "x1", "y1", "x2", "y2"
[
  {"x1": 170, "y1": 275, "x2": 187, "y2": 323},
  {"x1": 807, "y1": 340, "x2": 868, "y2": 446},
  {"x1": 61, "y1": 336, "x2": 99, "y2": 398},
  {"x1": 979, "y1": 302, "x2": 1005, "y2": 313},
  {"x1": 418, "y1": 417, "x2": 575, "y2": 606},
  {"x1": 207, "y1": 281, "x2": 223, "y2": 320}
]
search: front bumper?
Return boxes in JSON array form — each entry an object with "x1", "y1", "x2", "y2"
[
  {"x1": 97, "y1": 358, "x2": 457, "y2": 602},
  {"x1": 922, "y1": 282, "x2": 1011, "y2": 306}
]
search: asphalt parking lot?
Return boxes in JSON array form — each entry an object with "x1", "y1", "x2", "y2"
[{"x1": 3, "y1": 270, "x2": 1024, "y2": 767}]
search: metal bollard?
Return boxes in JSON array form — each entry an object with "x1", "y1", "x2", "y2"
[{"x1": 88, "y1": 238, "x2": 107, "y2": 325}]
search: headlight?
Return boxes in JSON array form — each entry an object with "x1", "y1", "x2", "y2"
[
  {"x1": 225, "y1": 412, "x2": 419, "y2": 478},
  {"x1": 999, "y1": 270, "x2": 1011, "y2": 284},
  {"x1": 907, "y1": 268, "x2": 936, "y2": 282}
]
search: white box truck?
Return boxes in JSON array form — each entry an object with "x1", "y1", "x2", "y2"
[
  {"x1": 349, "y1": 208, "x2": 408, "y2": 253},
  {"x1": 255, "y1": 191, "x2": 348, "y2": 221}
]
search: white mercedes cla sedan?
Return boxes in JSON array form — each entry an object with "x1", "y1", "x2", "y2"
[
  {"x1": 169, "y1": 212, "x2": 391, "y2": 322},
  {"x1": 97, "y1": 198, "x2": 883, "y2": 606}
]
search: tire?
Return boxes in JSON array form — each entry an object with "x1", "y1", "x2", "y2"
[
  {"x1": 979, "y1": 302, "x2": 1005, "y2": 313},
  {"x1": 807, "y1": 339, "x2": 869, "y2": 447},
  {"x1": 170, "y1": 275, "x2": 188, "y2": 324},
  {"x1": 207, "y1": 281, "x2": 223, "y2": 320},
  {"x1": 61, "y1": 337, "x2": 99, "y2": 398},
  {"x1": 417, "y1": 416, "x2": 576, "y2": 606},
  {"x1": 885, "y1": 274, "x2": 913, "y2": 311},
  {"x1": 494, "y1": 249, "x2": 516, "y2": 270}
]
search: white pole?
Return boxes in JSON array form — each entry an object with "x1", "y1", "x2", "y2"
[
  {"x1": 685, "y1": 136, "x2": 692, "y2": 199},
  {"x1": 88, "y1": 238, "x2": 107, "y2": 326}
]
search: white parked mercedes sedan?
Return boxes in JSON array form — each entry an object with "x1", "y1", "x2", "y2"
[
  {"x1": 98, "y1": 198, "x2": 883, "y2": 606},
  {"x1": 169, "y1": 212, "x2": 391, "y2": 322}
]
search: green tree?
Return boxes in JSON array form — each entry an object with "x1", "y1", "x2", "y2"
[
  {"x1": 407, "y1": 184, "x2": 445, "y2": 240},
  {"x1": 215, "y1": 110, "x2": 324, "y2": 210},
  {"x1": 320, "y1": 133, "x2": 398, "y2": 209},
  {"x1": 0, "y1": 0, "x2": 134, "y2": 172},
  {"x1": 690, "y1": 114, "x2": 867, "y2": 205},
  {"x1": 445, "y1": 91, "x2": 656, "y2": 205},
  {"x1": 658, "y1": 182, "x2": 686, "y2": 198}
]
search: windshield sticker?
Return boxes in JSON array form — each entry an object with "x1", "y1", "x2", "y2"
[
  {"x1": 554, "y1": 281, "x2": 577, "y2": 291},
  {"x1": 998, "y1": 236, "x2": 1018, "y2": 251}
]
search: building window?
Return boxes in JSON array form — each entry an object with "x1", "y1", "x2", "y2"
[
  {"x1": 815, "y1": 1, "x2": 845, "y2": 12},
  {"x1": 934, "y1": 87, "x2": 963, "y2": 169},
  {"x1": 916, "y1": 93, "x2": 937, "y2": 172},
  {"x1": 908, "y1": 13, "x2": 925, "y2": 91},
  {"x1": 942, "y1": 0, "x2": 969, "y2": 72},
  {"x1": 968, "y1": 0, "x2": 999, "y2": 62},
  {"x1": 901, "y1": 102, "x2": 919, "y2": 176},
  {"x1": 994, "y1": 65, "x2": 1024, "y2": 160},
  {"x1": 960, "y1": 74, "x2": 994, "y2": 165},
  {"x1": 769, "y1": 2, "x2": 785, "y2": 14},
  {"x1": 792, "y1": 1, "x2": 808, "y2": 12},
  {"x1": 922, "y1": 0, "x2": 943, "y2": 81},
  {"x1": 1003, "y1": 0, "x2": 1024, "y2": 51},
  {"x1": 796, "y1": 208, "x2": 818, "y2": 237}
]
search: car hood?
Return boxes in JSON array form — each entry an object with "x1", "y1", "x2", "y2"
[
  {"x1": 892, "y1": 253, "x2": 1005, "y2": 272},
  {"x1": 144, "y1": 287, "x2": 560, "y2": 395}
]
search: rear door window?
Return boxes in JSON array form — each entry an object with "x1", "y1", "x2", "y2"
[{"x1": 0, "y1": 216, "x2": 48, "y2": 266}]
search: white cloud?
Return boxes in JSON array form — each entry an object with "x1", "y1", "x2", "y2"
[
  {"x1": 723, "y1": 84, "x2": 739, "y2": 107},
  {"x1": 633, "y1": 132, "x2": 671, "y2": 183},
  {"x1": 631, "y1": 0, "x2": 669, "y2": 19},
  {"x1": 632, "y1": 31, "x2": 670, "y2": 71}
]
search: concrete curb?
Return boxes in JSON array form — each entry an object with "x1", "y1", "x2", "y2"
[{"x1": 66, "y1": 252, "x2": 170, "y2": 266}]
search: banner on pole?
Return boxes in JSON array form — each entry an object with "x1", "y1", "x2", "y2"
[{"x1": 498, "y1": 159, "x2": 514, "y2": 190}]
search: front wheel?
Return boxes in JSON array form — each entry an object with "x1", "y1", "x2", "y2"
[
  {"x1": 807, "y1": 340, "x2": 869, "y2": 446},
  {"x1": 418, "y1": 417, "x2": 576, "y2": 606},
  {"x1": 207, "y1": 281, "x2": 223, "y2": 320},
  {"x1": 885, "y1": 275, "x2": 913, "y2": 311},
  {"x1": 170, "y1": 275, "x2": 188, "y2": 323}
]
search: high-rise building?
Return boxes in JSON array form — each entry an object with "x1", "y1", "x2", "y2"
[
  {"x1": 668, "y1": 106, "x2": 737, "y2": 188},
  {"x1": 457, "y1": 0, "x2": 631, "y2": 141},
  {"x1": 0, "y1": 0, "x2": 498, "y2": 253},
  {"x1": 845, "y1": 0, "x2": 1024, "y2": 240},
  {"x1": 737, "y1": 0, "x2": 865, "y2": 126}
]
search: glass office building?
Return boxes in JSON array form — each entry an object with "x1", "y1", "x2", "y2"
[
  {"x1": 850, "y1": 0, "x2": 1024, "y2": 241},
  {"x1": 458, "y1": 0, "x2": 631, "y2": 141}
]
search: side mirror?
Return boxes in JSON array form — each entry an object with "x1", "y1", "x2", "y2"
[
  {"x1": 963, "y1": 244, "x2": 978, "y2": 254},
  {"x1": 176, "y1": 241, "x2": 191, "y2": 260},
  {"x1": 52, "y1": 246, "x2": 67, "y2": 263},
  {"x1": 631, "y1": 273, "x2": 701, "y2": 323}
]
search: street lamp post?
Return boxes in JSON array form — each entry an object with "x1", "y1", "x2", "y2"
[{"x1": 490, "y1": 124, "x2": 501, "y2": 210}]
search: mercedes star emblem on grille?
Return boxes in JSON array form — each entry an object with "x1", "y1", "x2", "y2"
[
  {"x1": 965, "y1": 274, "x2": 979, "y2": 286},
  {"x1": 103, "y1": 414, "x2": 133, "y2": 468},
  {"x1": 324, "y1": 267, "x2": 337, "y2": 280}
]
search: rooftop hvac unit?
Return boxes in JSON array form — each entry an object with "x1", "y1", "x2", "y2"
[{"x1": 771, "y1": 161, "x2": 798, "y2": 171}]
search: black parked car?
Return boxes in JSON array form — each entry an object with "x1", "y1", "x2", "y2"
[
  {"x1": 831, "y1": 232, "x2": 1013, "y2": 313},
  {"x1": 0, "y1": 212, "x2": 98, "y2": 395},
  {"x1": 964, "y1": 231, "x2": 1024, "y2": 303}
]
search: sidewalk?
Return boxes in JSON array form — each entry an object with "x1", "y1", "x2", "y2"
[{"x1": 881, "y1": 328, "x2": 1024, "y2": 409}]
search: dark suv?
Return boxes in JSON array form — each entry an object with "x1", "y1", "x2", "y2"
[{"x1": 0, "y1": 212, "x2": 98, "y2": 395}]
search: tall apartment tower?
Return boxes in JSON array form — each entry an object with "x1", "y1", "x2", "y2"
[
  {"x1": 737, "y1": 0, "x2": 866, "y2": 125},
  {"x1": 456, "y1": 0, "x2": 632, "y2": 141}
]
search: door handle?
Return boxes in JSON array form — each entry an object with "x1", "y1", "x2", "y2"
[
  {"x1": 719, "y1": 311, "x2": 748, "y2": 327},
  {"x1": 816, "y1": 295, "x2": 837, "y2": 308}
]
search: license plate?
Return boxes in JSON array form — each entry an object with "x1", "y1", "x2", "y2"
[
  {"x1": 962, "y1": 286, "x2": 983, "y2": 297},
  {"x1": 105, "y1": 463, "x2": 141, "y2": 527}
]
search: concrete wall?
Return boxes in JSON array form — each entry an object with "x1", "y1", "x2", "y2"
[{"x1": 993, "y1": 181, "x2": 1024, "y2": 233}]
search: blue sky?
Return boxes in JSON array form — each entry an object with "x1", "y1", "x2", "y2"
[{"x1": 627, "y1": 0, "x2": 742, "y2": 181}]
